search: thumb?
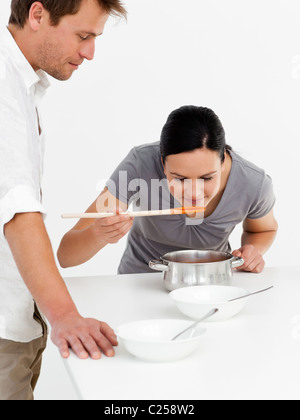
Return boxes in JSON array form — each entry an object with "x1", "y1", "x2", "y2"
[{"x1": 232, "y1": 249, "x2": 242, "y2": 257}]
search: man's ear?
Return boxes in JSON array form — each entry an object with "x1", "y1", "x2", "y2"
[{"x1": 28, "y1": 2, "x2": 46, "y2": 31}]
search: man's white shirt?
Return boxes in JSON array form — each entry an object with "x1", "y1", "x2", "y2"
[{"x1": 0, "y1": 27, "x2": 50, "y2": 342}]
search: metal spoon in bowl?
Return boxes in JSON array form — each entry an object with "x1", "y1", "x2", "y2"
[
  {"x1": 227, "y1": 286, "x2": 274, "y2": 302},
  {"x1": 172, "y1": 308, "x2": 219, "y2": 341}
]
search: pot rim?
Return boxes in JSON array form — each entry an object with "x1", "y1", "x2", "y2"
[{"x1": 160, "y1": 249, "x2": 234, "y2": 265}]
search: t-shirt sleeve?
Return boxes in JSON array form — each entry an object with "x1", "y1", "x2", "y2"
[
  {"x1": 247, "y1": 174, "x2": 276, "y2": 220},
  {"x1": 106, "y1": 147, "x2": 139, "y2": 205}
]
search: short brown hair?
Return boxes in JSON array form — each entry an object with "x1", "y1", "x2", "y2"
[{"x1": 9, "y1": 0, "x2": 127, "y2": 28}]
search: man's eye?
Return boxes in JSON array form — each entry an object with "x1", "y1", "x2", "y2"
[
  {"x1": 202, "y1": 177, "x2": 213, "y2": 181},
  {"x1": 79, "y1": 35, "x2": 88, "y2": 41}
]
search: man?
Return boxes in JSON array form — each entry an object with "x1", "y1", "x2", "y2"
[{"x1": 0, "y1": 0, "x2": 127, "y2": 400}]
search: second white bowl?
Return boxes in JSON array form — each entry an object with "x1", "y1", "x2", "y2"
[{"x1": 170, "y1": 285, "x2": 249, "y2": 321}]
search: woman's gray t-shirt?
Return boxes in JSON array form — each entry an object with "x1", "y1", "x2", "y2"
[{"x1": 106, "y1": 142, "x2": 275, "y2": 274}]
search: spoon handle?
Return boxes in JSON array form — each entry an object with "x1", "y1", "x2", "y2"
[
  {"x1": 228, "y1": 286, "x2": 274, "y2": 302},
  {"x1": 172, "y1": 308, "x2": 218, "y2": 341}
]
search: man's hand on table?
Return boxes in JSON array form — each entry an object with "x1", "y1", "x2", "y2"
[{"x1": 51, "y1": 311, "x2": 119, "y2": 360}]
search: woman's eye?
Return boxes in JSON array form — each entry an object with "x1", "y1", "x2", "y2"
[{"x1": 175, "y1": 177, "x2": 213, "y2": 182}]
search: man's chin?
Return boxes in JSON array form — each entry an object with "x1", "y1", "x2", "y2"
[
  {"x1": 45, "y1": 67, "x2": 74, "y2": 81},
  {"x1": 52, "y1": 73, "x2": 73, "y2": 82}
]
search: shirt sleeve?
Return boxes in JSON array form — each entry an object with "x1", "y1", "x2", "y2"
[
  {"x1": 0, "y1": 185, "x2": 46, "y2": 234},
  {"x1": 247, "y1": 174, "x2": 276, "y2": 220},
  {"x1": 0, "y1": 80, "x2": 46, "y2": 237},
  {"x1": 106, "y1": 147, "x2": 139, "y2": 205}
]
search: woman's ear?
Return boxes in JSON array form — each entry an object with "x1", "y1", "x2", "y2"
[
  {"x1": 161, "y1": 156, "x2": 167, "y2": 176},
  {"x1": 221, "y1": 151, "x2": 227, "y2": 173}
]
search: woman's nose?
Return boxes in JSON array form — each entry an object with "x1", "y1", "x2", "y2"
[{"x1": 184, "y1": 179, "x2": 204, "y2": 198}]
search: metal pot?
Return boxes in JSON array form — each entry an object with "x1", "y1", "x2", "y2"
[{"x1": 149, "y1": 250, "x2": 244, "y2": 291}]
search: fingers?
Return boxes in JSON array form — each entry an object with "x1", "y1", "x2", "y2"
[
  {"x1": 83, "y1": 321, "x2": 118, "y2": 359},
  {"x1": 91, "y1": 331, "x2": 115, "y2": 358},
  {"x1": 232, "y1": 249, "x2": 242, "y2": 258},
  {"x1": 107, "y1": 220, "x2": 133, "y2": 244},
  {"x1": 99, "y1": 322, "x2": 119, "y2": 348},
  {"x1": 57, "y1": 338, "x2": 70, "y2": 359},
  {"x1": 52, "y1": 318, "x2": 118, "y2": 361},
  {"x1": 103, "y1": 219, "x2": 133, "y2": 235},
  {"x1": 94, "y1": 216, "x2": 133, "y2": 244},
  {"x1": 244, "y1": 257, "x2": 265, "y2": 273},
  {"x1": 232, "y1": 245, "x2": 265, "y2": 273},
  {"x1": 232, "y1": 249, "x2": 246, "y2": 270},
  {"x1": 97, "y1": 214, "x2": 132, "y2": 227},
  {"x1": 67, "y1": 336, "x2": 90, "y2": 359}
]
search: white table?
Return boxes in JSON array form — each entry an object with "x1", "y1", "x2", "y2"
[{"x1": 63, "y1": 267, "x2": 300, "y2": 400}]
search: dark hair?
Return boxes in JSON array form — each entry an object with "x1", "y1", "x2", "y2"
[
  {"x1": 9, "y1": 0, "x2": 127, "y2": 28},
  {"x1": 160, "y1": 106, "x2": 232, "y2": 163}
]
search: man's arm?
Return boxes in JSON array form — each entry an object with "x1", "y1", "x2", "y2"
[{"x1": 4, "y1": 212, "x2": 118, "y2": 359}]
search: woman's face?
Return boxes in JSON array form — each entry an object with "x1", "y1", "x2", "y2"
[{"x1": 162, "y1": 148, "x2": 225, "y2": 208}]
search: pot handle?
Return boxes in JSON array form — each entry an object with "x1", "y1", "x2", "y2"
[
  {"x1": 149, "y1": 259, "x2": 170, "y2": 272},
  {"x1": 231, "y1": 256, "x2": 244, "y2": 269}
]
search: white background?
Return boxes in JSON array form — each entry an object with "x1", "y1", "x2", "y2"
[{"x1": 1, "y1": 0, "x2": 300, "y2": 400}]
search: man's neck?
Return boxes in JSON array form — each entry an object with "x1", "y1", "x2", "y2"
[{"x1": 7, "y1": 24, "x2": 38, "y2": 71}]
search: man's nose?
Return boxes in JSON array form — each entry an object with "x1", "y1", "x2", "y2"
[{"x1": 79, "y1": 39, "x2": 96, "y2": 61}]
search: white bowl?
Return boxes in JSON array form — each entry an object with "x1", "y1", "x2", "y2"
[
  {"x1": 116, "y1": 319, "x2": 206, "y2": 362},
  {"x1": 170, "y1": 285, "x2": 249, "y2": 322}
]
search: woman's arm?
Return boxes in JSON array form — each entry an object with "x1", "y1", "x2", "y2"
[
  {"x1": 57, "y1": 188, "x2": 133, "y2": 268},
  {"x1": 232, "y1": 209, "x2": 278, "y2": 273}
]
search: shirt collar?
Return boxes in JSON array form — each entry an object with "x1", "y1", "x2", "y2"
[{"x1": 0, "y1": 26, "x2": 50, "y2": 95}]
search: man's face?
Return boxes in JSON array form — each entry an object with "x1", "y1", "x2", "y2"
[{"x1": 34, "y1": 0, "x2": 109, "y2": 80}]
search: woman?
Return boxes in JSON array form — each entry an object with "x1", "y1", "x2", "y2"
[{"x1": 58, "y1": 106, "x2": 278, "y2": 274}]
